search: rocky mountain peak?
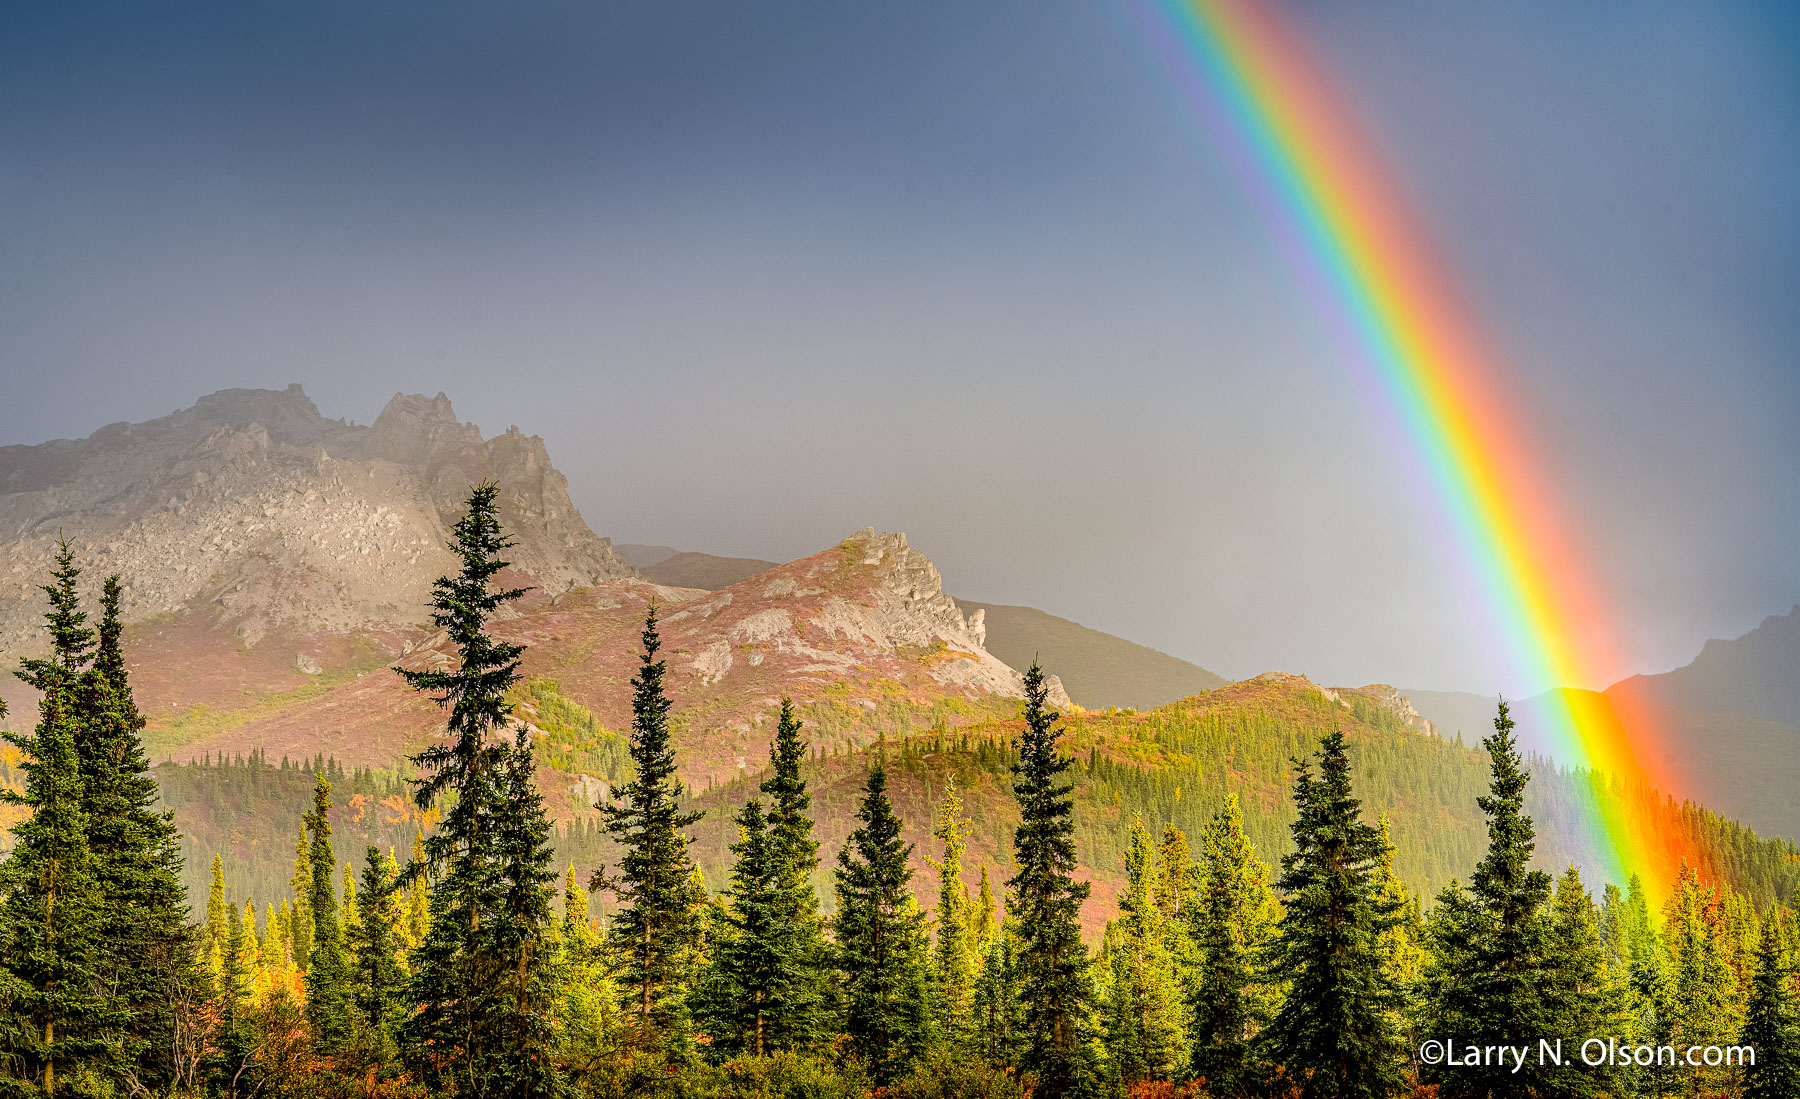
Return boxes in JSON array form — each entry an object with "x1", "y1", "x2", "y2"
[
  {"x1": 364, "y1": 391, "x2": 484, "y2": 467},
  {"x1": 0, "y1": 386, "x2": 633, "y2": 663},
  {"x1": 679, "y1": 527, "x2": 1073, "y2": 709}
]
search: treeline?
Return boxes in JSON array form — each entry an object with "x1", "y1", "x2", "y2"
[
  {"x1": 10, "y1": 487, "x2": 1800, "y2": 1099},
  {"x1": 158, "y1": 691, "x2": 1800, "y2": 943}
]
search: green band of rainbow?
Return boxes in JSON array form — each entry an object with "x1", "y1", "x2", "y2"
[{"x1": 1151, "y1": 0, "x2": 1683, "y2": 894}]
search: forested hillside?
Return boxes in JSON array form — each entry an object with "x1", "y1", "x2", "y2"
[{"x1": 134, "y1": 671, "x2": 1800, "y2": 934}]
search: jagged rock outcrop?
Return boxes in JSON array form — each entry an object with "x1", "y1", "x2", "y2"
[
  {"x1": 0, "y1": 385, "x2": 633, "y2": 657},
  {"x1": 1346, "y1": 684, "x2": 1438, "y2": 736},
  {"x1": 659, "y1": 528, "x2": 1071, "y2": 709},
  {"x1": 177, "y1": 527, "x2": 1069, "y2": 786}
]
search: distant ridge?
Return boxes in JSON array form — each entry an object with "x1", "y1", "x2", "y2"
[
  {"x1": 954, "y1": 599, "x2": 1228, "y2": 711},
  {"x1": 1405, "y1": 607, "x2": 1800, "y2": 842},
  {"x1": 640, "y1": 551, "x2": 781, "y2": 591},
  {"x1": 614, "y1": 543, "x2": 683, "y2": 569}
]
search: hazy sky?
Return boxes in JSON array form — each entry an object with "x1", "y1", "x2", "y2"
[{"x1": 4, "y1": 1, "x2": 1797, "y2": 695}]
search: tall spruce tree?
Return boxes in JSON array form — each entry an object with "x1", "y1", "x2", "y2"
[
  {"x1": 1260, "y1": 732, "x2": 1405, "y2": 1099},
  {"x1": 303, "y1": 773, "x2": 353, "y2": 1050},
  {"x1": 931, "y1": 777, "x2": 979, "y2": 1047},
  {"x1": 398, "y1": 480, "x2": 552, "y2": 1097},
  {"x1": 834, "y1": 765, "x2": 936, "y2": 1082},
  {"x1": 1625, "y1": 895, "x2": 1679, "y2": 1099},
  {"x1": 0, "y1": 543, "x2": 118, "y2": 1096},
  {"x1": 755, "y1": 697, "x2": 829, "y2": 1048},
  {"x1": 1102, "y1": 816, "x2": 1188, "y2": 1084},
  {"x1": 74, "y1": 576, "x2": 196, "y2": 1090},
  {"x1": 1189, "y1": 794, "x2": 1280, "y2": 1093},
  {"x1": 597, "y1": 605, "x2": 705, "y2": 1056},
  {"x1": 1420, "y1": 700, "x2": 1559, "y2": 1098},
  {"x1": 1371, "y1": 816, "x2": 1423, "y2": 998},
  {"x1": 1741, "y1": 906, "x2": 1800, "y2": 1099},
  {"x1": 1009, "y1": 661, "x2": 1101, "y2": 1097}
]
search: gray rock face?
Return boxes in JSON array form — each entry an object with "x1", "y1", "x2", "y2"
[{"x1": 0, "y1": 385, "x2": 634, "y2": 654}]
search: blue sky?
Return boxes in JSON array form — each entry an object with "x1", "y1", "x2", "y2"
[{"x1": 3, "y1": 0, "x2": 1796, "y2": 694}]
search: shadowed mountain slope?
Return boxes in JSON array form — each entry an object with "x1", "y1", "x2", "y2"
[
  {"x1": 1405, "y1": 609, "x2": 1800, "y2": 841},
  {"x1": 954, "y1": 599, "x2": 1229, "y2": 710},
  {"x1": 640, "y1": 551, "x2": 781, "y2": 590}
]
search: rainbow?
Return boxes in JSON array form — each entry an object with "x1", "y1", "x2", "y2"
[{"x1": 1143, "y1": 0, "x2": 1688, "y2": 895}]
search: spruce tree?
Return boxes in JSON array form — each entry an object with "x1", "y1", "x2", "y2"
[
  {"x1": 552, "y1": 868, "x2": 619, "y2": 1087},
  {"x1": 931, "y1": 777, "x2": 979, "y2": 1047},
  {"x1": 208, "y1": 898, "x2": 254, "y2": 1098},
  {"x1": 1371, "y1": 816, "x2": 1424, "y2": 1061},
  {"x1": 1420, "y1": 700, "x2": 1558, "y2": 1099},
  {"x1": 398, "y1": 480, "x2": 550, "y2": 1096},
  {"x1": 304, "y1": 773, "x2": 353, "y2": 1049},
  {"x1": 1102, "y1": 816, "x2": 1188, "y2": 1083},
  {"x1": 696, "y1": 800, "x2": 797, "y2": 1056},
  {"x1": 1189, "y1": 794, "x2": 1280, "y2": 1093},
  {"x1": 237, "y1": 902, "x2": 260, "y2": 985},
  {"x1": 350, "y1": 847, "x2": 405, "y2": 1064},
  {"x1": 74, "y1": 576, "x2": 196, "y2": 1090},
  {"x1": 1260, "y1": 732, "x2": 1405, "y2": 1099},
  {"x1": 1009, "y1": 661, "x2": 1101, "y2": 1096},
  {"x1": 834, "y1": 764, "x2": 936, "y2": 1082},
  {"x1": 405, "y1": 831, "x2": 432, "y2": 953},
  {"x1": 1664, "y1": 863, "x2": 1733, "y2": 1095},
  {"x1": 754, "y1": 697, "x2": 830, "y2": 1048},
  {"x1": 1543, "y1": 867, "x2": 1622, "y2": 1099},
  {"x1": 486, "y1": 726, "x2": 563, "y2": 1097},
  {"x1": 972, "y1": 865, "x2": 998, "y2": 948},
  {"x1": 1741, "y1": 906, "x2": 1800, "y2": 1099},
  {"x1": 1154, "y1": 824, "x2": 1196, "y2": 927},
  {"x1": 208, "y1": 855, "x2": 230, "y2": 977},
  {"x1": 0, "y1": 543, "x2": 118, "y2": 1096},
  {"x1": 1625, "y1": 901, "x2": 1679, "y2": 1099},
  {"x1": 973, "y1": 925, "x2": 1025, "y2": 1071},
  {"x1": 340, "y1": 863, "x2": 360, "y2": 948},
  {"x1": 597, "y1": 605, "x2": 705, "y2": 1056},
  {"x1": 289, "y1": 826, "x2": 313, "y2": 974}
]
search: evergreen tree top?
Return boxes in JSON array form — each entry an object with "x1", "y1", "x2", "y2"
[
  {"x1": 399, "y1": 480, "x2": 528, "y2": 815},
  {"x1": 1469, "y1": 701, "x2": 1551, "y2": 912},
  {"x1": 16, "y1": 539, "x2": 95, "y2": 697}
]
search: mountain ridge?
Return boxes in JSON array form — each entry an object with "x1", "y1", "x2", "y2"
[{"x1": 611, "y1": 544, "x2": 1234, "y2": 711}]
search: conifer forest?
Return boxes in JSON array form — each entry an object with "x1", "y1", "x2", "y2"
[{"x1": 6, "y1": 484, "x2": 1800, "y2": 1099}]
